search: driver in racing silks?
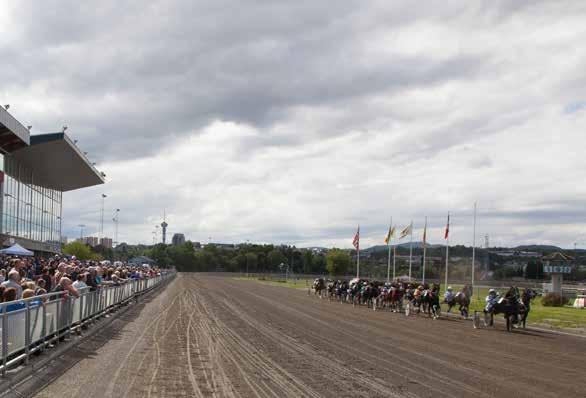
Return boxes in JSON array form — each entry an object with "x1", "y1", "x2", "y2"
[
  {"x1": 485, "y1": 288, "x2": 499, "y2": 313},
  {"x1": 444, "y1": 286, "x2": 455, "y2": 305}
]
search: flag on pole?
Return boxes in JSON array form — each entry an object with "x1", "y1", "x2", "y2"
[
  {"x1": 444, "y1": 213, "x2": 450, "y2": 240},
  {"x1": 353, "y1": 225, "x2": 360, "y2": 250},
  {"x1": 399, "y1": 223, "x2": 412, "y2": 240},
  {"x1": 384, "y1": 225, "x2": 395, "y2": 244}
]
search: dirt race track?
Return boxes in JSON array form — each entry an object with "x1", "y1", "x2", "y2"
[{"x1": 31, "y1": 274, "x2": 584, "y2": 398}]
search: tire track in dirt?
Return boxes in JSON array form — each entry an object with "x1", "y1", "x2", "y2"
[
  {"x1": 33, "y1": 274, "x2": 586, "y2": 398},
  {"x1": 188, "y1": 288, "x2": 322, "y2": 398},
  {"x1": 206, "y1": 276, "x2": 584, "y2": 398},
  {"x1": 223, "y1": 283, "x2": 487, "y2": 397},
  {"x1": 104, "y1": 283, "x2": 184, "y2": 397}
]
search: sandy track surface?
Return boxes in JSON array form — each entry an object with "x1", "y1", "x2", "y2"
[{"x1": 33, "y1": 274, "x2": 584, "y2": 398}]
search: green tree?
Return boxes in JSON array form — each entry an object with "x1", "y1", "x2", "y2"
[
  {"x1": 267, "y1": 249, "x2": 287, "y2": 270},
  {"x1": 326, "y1": 249, "x2": 351, "y2": 276},
  {"x1": 147, "y1": 243, "x2": 171, "y2": 267},
  {"x1": 245, "y1": 252, "x2": 258, "y2": 273},
  {"x1": 302, "y1": 250, "x2": 313, "y2": 273},
  {"x1": 63, "y1": 241, "x2": 99, "y2": 261},
  {"x1": 168, "y1": 243, "x2": 196, "y2": 271},
  {"x1": 312, "y1": 254, "x2": 327, "y2": 274}
]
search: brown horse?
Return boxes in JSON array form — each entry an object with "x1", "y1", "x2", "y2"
[{"x1": 447, "y1": 286, "x2": 471, "y2": 318}]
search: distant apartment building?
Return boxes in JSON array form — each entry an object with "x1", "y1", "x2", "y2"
[
  {"x1": 172, "y1": 233, "x2": 185, "y2": 246},
  {"x1": 100, "y1": 237, "x2": 113, "y2": 248},
  {"x1": 79, "y1": 236, "x2": 99, "y2": 247}
]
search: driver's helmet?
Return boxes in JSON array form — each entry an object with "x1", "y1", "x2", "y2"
[
  {"x1": 447, "y1": 286, "x2": 452, "y2": 291},
  {"x1": 418, "y1": 285, "x2": 423, "y2": 290},
  {"x1": 488, "y1": 288, "x2": 496, "y2": 295}
]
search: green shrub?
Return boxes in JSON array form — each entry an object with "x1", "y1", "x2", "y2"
[{"x1": 541, "y1": 293, "x2": 569, "y2": 307}]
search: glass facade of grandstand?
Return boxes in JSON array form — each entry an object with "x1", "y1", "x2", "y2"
[{"x1": 0, "y1": 153, "x2": 62, "y2": 252}]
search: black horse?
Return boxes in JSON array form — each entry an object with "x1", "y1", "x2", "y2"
[
  {"x1": 519, "y1": 288, "x2": 537, "y2": 328},
  {"x1": 484, "y1": 289, "x2": 526, "y2": 332},
  {"x1": 423, "y1": 284, "x2": 441, "y2": 319},
  {"x1": 335, "y1": 280, "x2": 348, "y2": 302},
  {"x1": 360, "y1": 282, "x2": 380, "y2": 309}
]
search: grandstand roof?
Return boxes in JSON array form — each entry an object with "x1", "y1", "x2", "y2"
[{"x1": 11, "y1": 132, "x2": 105, "y2": 191}]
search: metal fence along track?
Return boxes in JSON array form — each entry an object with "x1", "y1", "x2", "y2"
[{"x1": 0, "y1": 273, "x2": 175, "y2": 375}]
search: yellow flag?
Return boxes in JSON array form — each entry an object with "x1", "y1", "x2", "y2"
[
  {"x1": 384, "y1": 225, "x2": 396, "y2": 244},
  {"x1": 399, "y1": 223, "x2": 412, "y2": 239}
]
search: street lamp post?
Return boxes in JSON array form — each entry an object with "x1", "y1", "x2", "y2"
[
  {"x1": 78, "y1": 224, "x2": 86, "y2": 240},
  {"x1": 113, "y1": 209, "x2": 120, "y2": 247}
]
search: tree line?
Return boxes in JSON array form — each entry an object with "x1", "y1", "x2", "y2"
[{"x1": 145, "y1": 242, "x2": 353, "y2": 275}]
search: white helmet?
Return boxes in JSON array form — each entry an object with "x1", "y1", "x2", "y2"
[
  {"x1": 447, "y1": 286, "x2": 452, "y2": 291},
  {"x1": 489, "y1": 288, "x2": 496, "y2": 294}
]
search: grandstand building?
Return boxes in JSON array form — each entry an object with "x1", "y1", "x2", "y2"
[{"x1": 0, "y1": 107, "x2": 104, "y2": 254}]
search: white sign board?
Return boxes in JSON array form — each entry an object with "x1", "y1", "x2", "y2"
[{"x1": 543, "y1": 265, "x2": 572, "y2": 274}]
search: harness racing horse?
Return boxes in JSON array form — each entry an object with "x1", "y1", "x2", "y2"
[
  {"x1": 389, "y1": 284, "x2": 405, "y2": 313},
  {"x1": 360, "y1": 282, "x2": 379, "y2": 309},
  {"x1": 347, "y1": 278, "x2": 363, "y2": 305},
  {"x1": 418, "y1": 284, "x2": 435, "y2": 315},
  {"x1": 423, "y1": 284, "x2": 441, "y2": 319},
  {"x1": 334, "y1": 280, "x2": 348, "y2": 303},
  {"x1": 519, "y1": 288, "x2": 537, "y2": 328},
  {"x1": 326, "y1": 280, "x2": 336, "y2": 300},
  {"x1": 484, "y1": 294, "x2": 526, "y2": 332},
  {"x1": 312, "y1": 278, "x2": 326, "y2": 298},
  {"x1": 403, "y1": 286, "x2": 416, "y2": 316},
  {"x1": 374, "y1": 285, "x2": 391, "y2": 311},
  {"x1": 447, "y1": 285, "x2": 472, "y2": 318}
]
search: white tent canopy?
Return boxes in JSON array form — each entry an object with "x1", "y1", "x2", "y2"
[{"x1": 0, "y1": 243, "x2": 34, "y2": 256}]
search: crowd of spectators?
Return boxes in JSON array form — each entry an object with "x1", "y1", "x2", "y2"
[{"x1": 0, "y1": 255, "x2": 162, "y2": 311}]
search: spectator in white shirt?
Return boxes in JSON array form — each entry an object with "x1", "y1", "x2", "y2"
[
  {"x1": 72, "y1": 273, "x2": 88, "y2": 291},
  {"x1": 1, "y1": 270, "x2": 23, "y2": 299}
]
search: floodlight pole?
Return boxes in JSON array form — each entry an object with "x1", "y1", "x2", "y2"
[
  {"x1": 113, "y1": 209, "x2": 120, "y2": 246},
  {"x1": 100, "y1": 194, "x2": 107, "y2": 239},
  {"x1": 78, "y1": 224, "x2": 85, "y2": 240},
  {"x1": 472, "y1": 202, "x2": 477, "y2": 298}
]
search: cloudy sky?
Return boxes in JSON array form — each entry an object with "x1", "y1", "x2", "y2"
[{"x1": 1, "y1": 1, "x2": 586, "y2": 249}]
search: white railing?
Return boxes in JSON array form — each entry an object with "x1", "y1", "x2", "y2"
[{"x1": 0, "y1": 272, "x2": 175, "y2": 375}]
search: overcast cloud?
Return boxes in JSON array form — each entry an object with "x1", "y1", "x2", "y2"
[{"x1": 2, "y1": 1, "x2": 586, "y2": 249}]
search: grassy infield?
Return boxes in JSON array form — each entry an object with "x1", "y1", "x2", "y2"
[{"x1": 234, "y1": 276, "x2": 586, "y2": 331}]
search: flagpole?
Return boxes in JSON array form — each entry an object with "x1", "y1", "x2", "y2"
[
  {"x1": 445, "y1": 236, "x2": 449, "y2": 288},
  {"x1": 392, "y1": 244, "x2": 397, "y2": 280},
  {"x1": 356, "y1": 225, "x2": 360, "y2": 278},
  {"x1": 472, "y1": 202, "x2": 477, "y2": 295},
  {"x1": 422, "y1": 216, "x2": 427, "y2": 284},
  {"x1": 445, "y1": 212, "x2": 450, "y2": 288},
  {"x1": 356, "y1": 248, "x2": 360, "y2": 278},
  {"x1": 409, "y1": 220, "x2": 413, "y2": 281},
  {"x1": 387, "y1": 217, "x2": 392, "y2": 283},
  {"x1": 357, "y1": 246, "x2": 360, "y2": 279}
]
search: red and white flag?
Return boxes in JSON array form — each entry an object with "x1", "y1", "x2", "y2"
[
  {"x1": 352, "y1": 225, "x2": 360, "y2": 250},
  {"x1": 444, "y1": 213, "x2": 450, "y2": 240}
]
